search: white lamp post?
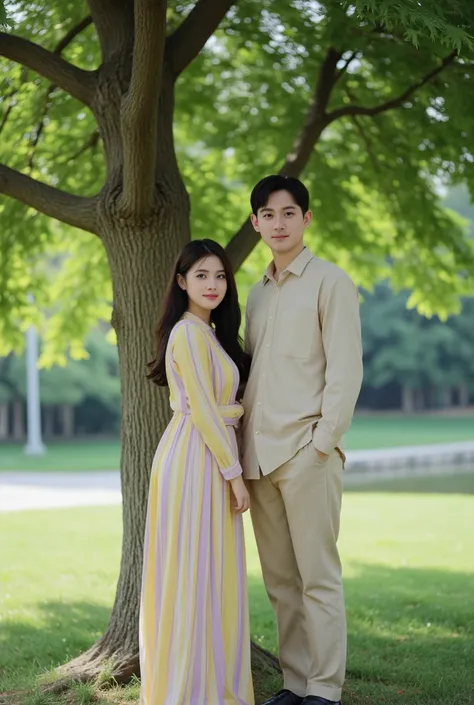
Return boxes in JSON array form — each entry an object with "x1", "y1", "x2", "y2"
[{"x1": 24, "y1": 303, "x2": 45, "y2": 455}]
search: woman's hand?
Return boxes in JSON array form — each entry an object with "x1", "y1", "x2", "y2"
[{"x1": 230, "y1": 476, "x2": 250, "y2": 513}]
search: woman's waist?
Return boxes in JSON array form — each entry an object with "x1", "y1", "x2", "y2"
[{"x1": 170, "y1": 401, "x2": 243, "y2": 427}]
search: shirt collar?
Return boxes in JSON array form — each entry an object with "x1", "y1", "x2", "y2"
[{"x1": 262, "y1": 247, "x2": 313, "y2": 285}]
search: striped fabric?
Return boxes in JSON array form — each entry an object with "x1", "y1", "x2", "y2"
[{"x1": 139, "y1": 313, "x2": 254, "y2": 705}]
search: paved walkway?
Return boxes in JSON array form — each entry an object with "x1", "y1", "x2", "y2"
[
  {"x1": 0, "y1": 471, "x2": 121, "y2": 512},
  {"x1": 1, "y1": 440, "x2": 473, "y2": 512}
]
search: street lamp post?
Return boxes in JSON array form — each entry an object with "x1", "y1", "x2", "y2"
[{"x1": 24, "y1": 321, "x2": 45, "y2": 456}]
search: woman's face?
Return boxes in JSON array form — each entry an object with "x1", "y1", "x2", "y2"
[{"x1": 178, "y1": 255, "x2": 228, "y2": 314}]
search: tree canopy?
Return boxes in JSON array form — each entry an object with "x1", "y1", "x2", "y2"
[{"x1": 1, "y1": 0, "x2": 474, "y2": 364}]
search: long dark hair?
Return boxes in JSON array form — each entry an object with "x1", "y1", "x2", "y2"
[{"x1": 147, "y1": 239, "x2": 251, "y2": 387}]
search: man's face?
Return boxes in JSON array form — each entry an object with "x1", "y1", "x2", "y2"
[{"x1": 251, "y1": 189, "x2": 312, "y2": 257}]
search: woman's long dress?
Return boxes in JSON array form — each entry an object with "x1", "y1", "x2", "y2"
[{"x1": 139, "y1": 312, "x2": 254, "y2": 705}]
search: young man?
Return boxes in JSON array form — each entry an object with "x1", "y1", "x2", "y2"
[{"x1": 241, "y1": 175, "x2": 363, "y2": 705}]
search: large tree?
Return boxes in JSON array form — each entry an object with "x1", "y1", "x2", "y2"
[{"x1": 1, "y1": 0, "x2": 474, "y2": 688}]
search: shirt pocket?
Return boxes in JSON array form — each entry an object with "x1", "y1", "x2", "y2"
[{"x1": 277, "y1": 310, "x2": 316, "y2": 359}]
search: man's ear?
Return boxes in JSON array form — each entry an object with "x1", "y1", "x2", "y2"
[
  {"x1": 303, "y1": 210, "x2": 313, "y2": 228},
  {"x1": 250, "y1": 214, "x2": 260, "y2": 232}
]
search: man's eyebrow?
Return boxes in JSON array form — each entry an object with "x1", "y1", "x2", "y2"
[{"x1": 260, "y1": 205, "x2": 297, "y2": 212}]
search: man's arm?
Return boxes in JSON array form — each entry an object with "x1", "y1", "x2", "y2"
[{"x1": 312, "y1": 271, "x2": 363, "y2": 456}]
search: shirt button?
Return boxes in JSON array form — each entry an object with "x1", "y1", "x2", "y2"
[
  {"x1": 255, "y1": 431, "x2": 261, "y2": 435},
  {"x1": 265, "y1": 344, "x2": 270, "y2": 348},
  {"x1": 257, "y1": 402, "x2": 261, "y2": 406},
  {"x1": 269, "y1": 316, "x2": 273, "y2": 320}
]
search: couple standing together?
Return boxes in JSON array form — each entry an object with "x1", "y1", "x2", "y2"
[{"x1": 140, "y1": 175, "x2": 363, "y2": 705}]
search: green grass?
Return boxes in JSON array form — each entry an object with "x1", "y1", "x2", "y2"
[
  {"x1": 0, "y1": 414, "x2": 473, "y2": 472},
  {"x1": 0, "y1": 441, "x2": 120, "y2": 472},
  {"x1": 1, "y1": 474, "x2": 473, "y2": 704},
  {"x1": 345, "y1": 471, "x2": 474, "y2": 494},
  {"x1": 344, "y1": 414, "x2": 474, "y2": 450}
]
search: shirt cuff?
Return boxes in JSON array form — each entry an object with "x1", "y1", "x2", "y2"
[
  {"x1": 221, "y1": 460, "x2": 243, "y2": 481},
  {"x1": 312, "y1": 427, "x2": 337, "y2": 456}
]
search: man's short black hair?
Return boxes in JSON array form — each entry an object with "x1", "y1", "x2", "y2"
[{"x1": 250, "y1": 175, "x2": 310, "y2": 216}]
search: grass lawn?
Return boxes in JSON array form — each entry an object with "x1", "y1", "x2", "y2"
[
  {"x1": 0, "y1": 414, "x2": 473, "y2": 472},
  {"x1": 1, "y1": 476, "x2": 473, "y2": 704},
  {"x1": 344, "y1": 414, "x2": 474, "y2": 450},
  {"x1": 0, "y1": 440, "x2": 121, "y2": 473}
]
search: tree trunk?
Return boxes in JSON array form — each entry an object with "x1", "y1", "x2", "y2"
[
  {"x1": 60, "y1": 403, "x2": 75, "y2": 438},
  {"x1": 44, "y1": 405, "x2": 55, "y2": 438},
  {"x1": 401, "y1": 385, "x2": 416, "y2": 413},
  {"x1": 414, "y1": 387, "x2": 425, "y2": 411},
  {"x1": 51, "y1": 163, "x2": 192, "y2": 684},
  {"x1": 458, "y1": 384, "x2": 470, "y2": 408},
  {"x1": 0, "y1": 402, "x2": 8, "y2": 440},
  {"x1": 441, "y1": 387, "x2": 452, "y2": 409},
  {"x1": 12, "y1": 397, "x2": 24, "y2": 440}
]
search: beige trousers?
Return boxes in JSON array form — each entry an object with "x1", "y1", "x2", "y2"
[{"x1": 248, "y1": 443, "x2": 345, "y2": 703}]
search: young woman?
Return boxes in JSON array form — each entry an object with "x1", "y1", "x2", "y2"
[{"x1": 140, "y1": 239, "x2": 254, "y2": 705}]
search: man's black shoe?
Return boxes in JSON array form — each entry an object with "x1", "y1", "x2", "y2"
[
  {"x1": 261, "y1": 690, "x2": 305, "y2": 705},
  {"x1": 301, "y1": 697, "x2": 342, "y2": 705}
]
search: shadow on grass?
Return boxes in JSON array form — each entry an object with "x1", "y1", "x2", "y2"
[
  {"x1": 0, "y1": 601, "x2": 111, "y2": 689},
  {"x1": 2, "y1": 563, "x2": 473, "y2": 705},
  {"x1": 248, "y1": 562, "x2": 474, "y2": 705}
]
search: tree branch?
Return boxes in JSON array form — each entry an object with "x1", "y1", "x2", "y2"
[
  {"x1": 59, "y1": 130, "x2": 101, "y2": 165},
  {"x1": 0, "y1": 164, "x2": 99, "y2": 234},
  {"x1": 120, "y1": 0, "x2": 167, "y2": 216},
  {"x1": 86, "y1": 0, "x2": 134, "y2": 62},
  {"x1": 0, "y1": 32, "x2": 97, "y2": 106},
  {"x1": 27, "y1": 17, "x2": 94, "y2": 170},
  {"x1": 334, "y1": 51, "x2": 359, "y2": 83},
  {"x1": 54, "y1": 15, "x2": 93, "y2": 54},
  {"x1": 351, "y1": 115, "x2": 381, "y2": 174},
  {"x1": 326, "y1": 50, "x2": 457, "y2": 122},
  {"x1": 166, "y1": 0, "x2": 236, "y2": 78},
  {"x1": 1, "y1": 18, "x2": 93, "y2": 151},
  {"x1": 225, "y1": 47, "x2": 343, "y2": 271}
]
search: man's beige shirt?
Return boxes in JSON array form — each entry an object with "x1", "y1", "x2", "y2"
[{"x1": 241, "y1": 247, "x2": 363, "y2": 479}]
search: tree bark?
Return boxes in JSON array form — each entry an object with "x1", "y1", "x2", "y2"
[
  {"x1": 401, "y1": 385, "x2": 416, "y2": 414},
  {"x1": 44, "y1": 405, "x2": 55, "y2": 439},
  {"x1": 0, "y1": 31, "x2": 97, "y2": 105},
  {"x1": 458, "y1": 384, "x2": 470, "y2": 408},
  {"x1": 0, "y1": 164, "x2": 99, "y2": 234},
  {"x1": 50, "y1": 129, "x2": 192, "y2": 685},
  {"x1": 60, "y1": 404, "x2": 75, "y2": 438},
  {"x1": 0, "y1": 402, "x2": 8, "y2": 441},
  {"x1": 441, "y1": 387, "x2": 452, "y2": 409},
  {"x1": 12, "y1": 398, "x2": 25, "y2": 441}
]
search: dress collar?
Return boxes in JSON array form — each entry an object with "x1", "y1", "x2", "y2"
[{"x1": 182, "y1": 311, "x2": 214, "y2": 330}]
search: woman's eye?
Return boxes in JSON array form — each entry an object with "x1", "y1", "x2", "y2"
[
  {"x1": 217, "y1": 274, "x2": 226, "y2": 279},
  {"x1": 196, "y1": 273, "x2": 206, "y2": 279}
]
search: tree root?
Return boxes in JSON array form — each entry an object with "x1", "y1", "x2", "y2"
[{"x1": 41, "y1": 640, "x2": 281, "y2": 700}]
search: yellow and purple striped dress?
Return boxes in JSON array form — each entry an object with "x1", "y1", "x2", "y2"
[{"x1": 139, "y1": 312, "x2": 254, "y2": 705}]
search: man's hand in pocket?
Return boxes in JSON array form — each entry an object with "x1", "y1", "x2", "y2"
[{"x1": 314, "y1": 448, "x2": 329, "y2": 460}]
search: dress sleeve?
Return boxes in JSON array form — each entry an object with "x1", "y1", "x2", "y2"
[{"x1": 172, "y1": 322, "x2": 243, "y2": 480}]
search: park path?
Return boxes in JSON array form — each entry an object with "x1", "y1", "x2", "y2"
[
  {"x1": 0, "y1": 471, "x2": 121, "y2": 512},
  {"x1": 1, "y1": 440, "x2": 473, "y2": 512}
]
